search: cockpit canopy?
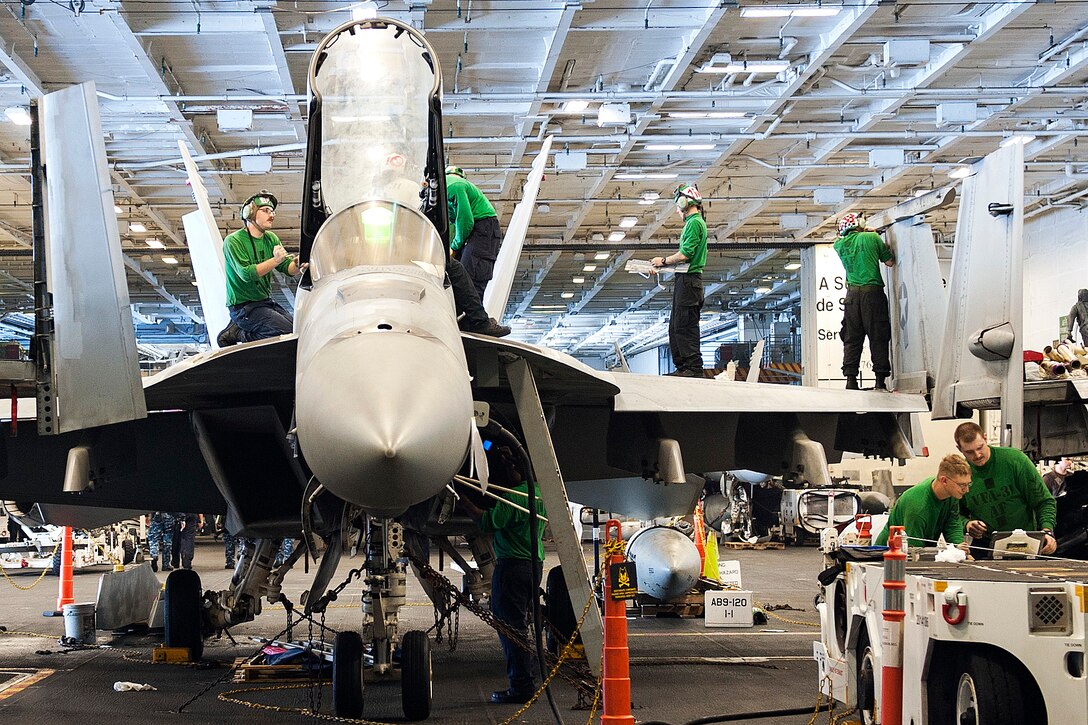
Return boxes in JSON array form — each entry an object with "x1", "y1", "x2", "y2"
[{"x1": 309, "y1": 200, "x2": 445, "y2": 282}]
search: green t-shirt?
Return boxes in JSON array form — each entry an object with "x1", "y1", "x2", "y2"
[
  {"x1": 875, "y1": 477, "x2": 964, "y2": 547},
  {"x1": 480, "y1": 481, "x2": 546, "y2": 561},
  {"x1": 223, "y1": 228, "x2": 294, "y2": 306},
  {"x1": 446, "y1": 175, "x2": 497, "y2": 252},
  {"x1": 832, "y1": 230, "x2": 892, "y2": 287},
  {"x1": 958, "y1": 446, "x2": 1057, "y2": 536},
  {"x1": 678, "y1": 212, "x2": 708, "y2": 274}
]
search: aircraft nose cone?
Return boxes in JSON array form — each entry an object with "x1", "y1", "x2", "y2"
[{"x1": 295, "y1": 332, "x2": 474, "y2": 516}]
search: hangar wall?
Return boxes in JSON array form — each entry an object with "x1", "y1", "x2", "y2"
[{"x1": 1023, "y1": 206, "x2": 1088, "y2": 345}]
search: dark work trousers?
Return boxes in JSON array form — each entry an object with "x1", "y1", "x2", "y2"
[
  {"x1": 229, "y1": 299, "x2": 293, "y2": 341},
  {"x1": 490, "y1": 558, "x2": 542, "y2": 692},
  {"x1": 446, "y1": 256, "x2": 490, "y2": 330},
  {"x1": 840, "y1": 285, "x2": 892, "y2": 377},
  {"x1": 172, "y1": 514, "x2": 199, "y2": 569},
  {"x1": 458, "y1": 216, "x2": 502, "y2": 301},
  {"x1": 669, "y1": 272, "x2": 705, "y2": 373}
]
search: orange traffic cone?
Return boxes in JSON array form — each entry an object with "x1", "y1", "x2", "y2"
[
  {"x1": 56, "y1": 526, "x2": 74, "y2": 612},
  {"x1": 601, "y1": 520, "x2": 635, "y2": 725},
  {"x1": 692, "y1": 500, "x2": 707, "y2": 570}
]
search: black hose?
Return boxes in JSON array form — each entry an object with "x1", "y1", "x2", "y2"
[
  {"x1": 484, "y1": 421, "x2": 565, "y2": 725},
  {"x1": 639, "y1": 705, "x2": 817, "y2": 725}
]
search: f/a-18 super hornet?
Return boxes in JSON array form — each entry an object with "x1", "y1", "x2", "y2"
[{"x1": 0, "y1": 17, "x2": 927, "y2": 721}]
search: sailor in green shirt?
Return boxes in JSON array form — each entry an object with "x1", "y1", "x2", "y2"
[
  {"x1": 832, "y1": 213, "x2": 894, "y2": 390},
  {"x1": 875, "y1": 455, "x2": 971, "y2": 547},
  {"x1": 218, "y1": 190, "x2": 307, "y2": 345},
  {"x1": 954, "y1": 422, "x2": 1058, "y2": 556},
  {"x1": 460, "y1": 449, "x2": 546, "y2": 704},
  {"x1": 446, "y1": 166, "x2": 502, "y2": 300},
  {"x1": 651, "y1": 183, "x2": 709, "y2": 377}
]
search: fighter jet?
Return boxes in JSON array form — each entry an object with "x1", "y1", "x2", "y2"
[{"x1": 0, "y1": 17, "x2": 927, "y2": 721}]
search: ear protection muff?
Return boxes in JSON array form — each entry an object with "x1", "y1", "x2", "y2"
[
  {"x1": 673, "y1": 183, "x2": 702, "y2": 210},
  {"x1": 241, "y1": 190, "x2": 279, "y2": 221}
]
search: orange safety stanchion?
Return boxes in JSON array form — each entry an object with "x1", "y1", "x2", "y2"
[
  {"x1": 692, "y1": 500, "x2": 707, "y2": 570},
  {"x1": 601, "y1": 520, "x2": 635, "y2": 725},
  {"x1": 56, "y1": 525, "x2": 74, "y2": 612},
  {"x1": 881, "y1": 525, "x2": 906, "y2": 725}
]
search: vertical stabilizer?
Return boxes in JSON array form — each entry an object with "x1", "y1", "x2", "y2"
[
  {"x1": 867, "y1": 187, "x2": 955, "y2": 396},
  {"x1": 484, "y1": 136, "x2": 554, "y2": 320},
  {"x1": 931, "y1": 145, "x2": 1025, "y2": 446},
  {"x1": 177, "y1": 141, "x2": 230, "y2": 345},
  {"x1": 39, "y1": 83, "x2": 146, "y2": 433}
]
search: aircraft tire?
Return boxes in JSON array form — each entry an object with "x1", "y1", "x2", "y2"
[
  {"x1": 163, "y1": 568, "x2": 203, "y2": 660},
  {"x1": 545, "y1": 566, "x2": 578, "y2": 654},
  {"x1": 400, "y1": 630, "x2": 432, "y2": 721},
  {"x1": 333, "y1": 631, "x2": 364, "y2": 719}
]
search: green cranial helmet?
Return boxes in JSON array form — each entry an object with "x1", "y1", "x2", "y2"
[
  {"x1": 673, "y1": 183, "x2": 703, "y2": 209},
  {"x1": 241, "y1": 189, "x2": 278, "y2": 221},
  {"x1": 445, "y1": 165, "x2": 465, "y2": 178}
]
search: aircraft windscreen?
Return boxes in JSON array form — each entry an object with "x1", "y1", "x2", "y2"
[
  {"x1": 313, "y1": 23, "x2": 435, "y2": 213},
  {"x1": 309, "y1": 200, "x2": 445, "y2": 281}
]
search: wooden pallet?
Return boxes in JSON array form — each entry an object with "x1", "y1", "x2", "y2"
[
  {"x1": 722, "y1": 540, "x2": 785, "y2": 551},
  {"x1": 629, "y1": 592, "x2": 705, "y2": 618},
  {"x1": 232, "y1": 654, "x2": 328, "y2": 683}
]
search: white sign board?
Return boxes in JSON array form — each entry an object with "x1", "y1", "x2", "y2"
[
  {"x1": 704, "y1": 590, "x2": 754, "y2": 628},
  {"x1": 717, "y1": 559, "x2": 743, "y2": 589},
  {"x1": 813, "y1": 244, "x2": 872, "y2": 387}
]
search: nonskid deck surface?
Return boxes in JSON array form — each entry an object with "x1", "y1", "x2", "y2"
[{"x1": 0, "y1": 540, "x2": 828, "y2": 724}]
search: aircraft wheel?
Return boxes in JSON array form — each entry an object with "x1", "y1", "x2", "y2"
[
  {"x1": 333, "y1": 631, "x2": 364, "y2": 719},
  {"x1": 545, "y1": 566, "x2": 578, "y2": 654},
  {"x1": 400, "y1": 630, "x2": 432, "y2": 721},
  {"x1": 164, "y1": 569, "x2": 203, "y2": 660},
  {"x1": 121, "y1": 539, "x2": 136, "y2": 565}
]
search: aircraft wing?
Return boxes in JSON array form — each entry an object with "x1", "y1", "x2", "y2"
[{"x1": 462, "y1": 334, "x2": 926, "y2": 517}]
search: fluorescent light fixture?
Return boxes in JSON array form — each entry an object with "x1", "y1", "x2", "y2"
[
  {"x1": 573, "y1": 276, "x2": 586, "y2": 284},
  {"x1": 614, "y1": 172, "x2": 678, "y2": 180},
  {"x1": 638, "y1": 191, "x2": 660, "y2": 205},
  {"x1": 114, "y1": 205, "x2": 123, "y2": 214},
  {"x1": 914, "y1": 189, "x2": 928, "y2": 198},
  {"x1": 145, "y1": 238, "x2": 165, "y2": 249},
  {"x1": 740, "y1": 5, "x2": 841, "y2": 18},
  {"x1": 740, "y1": 7, "x2": 791, "y2": 17},
  {"x1": 560, "y1": 100, "x2": 589, "y2": 114},
  {"x1": 161, "y1": 256, "x2": 178, "y2": 265},
  {"x1": 583, "y1": 264, "x2": 597, "y2": 272},
  {"x1": 784, "y1": 262, "x2": 801, "y2": 270},
  {"x1": 668, "y1": 111, "x2": 746, "y2": 120},
  {"x1": 608, "y1": 231, "x2": 626, "y2": 242},
  {"x1": 531, "y1": 304, "x2": 567, "y2": 310},
  {"x1": 645, "y1": 143, "x2": 716, "y2": 151},
  {"x1": 594, "y1": 252, "x2": 610, "y2": 260},
  {"x1": 619, "y1": 217, "x2": 637, "y2": 228},
  {"x1": 560, "y1": 292, "x2": 575, "y2": 299},
  {"x1": 1000, "y1": 134, "x2": 1036, "y2": 148},
  {"x1": 129, "y1": 222, "x2": 147, "y2": 233},
  {"x1": 948, "y1": 166, "x2": 972, "y2": 180},
  {"x1": 698, "y1": 60, "x2": 790, "y2": 74},
  {"x1": 755, "y1": 286, "x2": 772, "y2": 294},
  {"x1": 4, "y1": 107, "x2": 31, "y2": 125}
]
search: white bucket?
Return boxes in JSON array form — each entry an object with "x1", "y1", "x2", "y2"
[{"x1": 62, "y1": 602, "x2": 96, "y2": 644}]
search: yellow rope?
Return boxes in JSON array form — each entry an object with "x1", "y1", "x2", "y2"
[
  {"x1": 760, "y1": 606, "x2": 821, "y2": 628},
  {"x1": 0, "y1": 540, "x2": 61, "y2": 591}
]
